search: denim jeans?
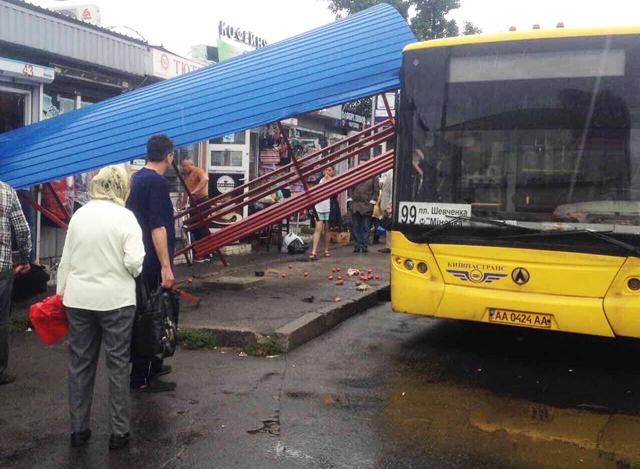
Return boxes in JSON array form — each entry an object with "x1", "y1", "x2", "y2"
[{"x1": 351, "y1": 213, "x2": 371, "y2": 249}]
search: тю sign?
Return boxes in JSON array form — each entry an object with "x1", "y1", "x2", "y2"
[
  {"x1": 151, "y1": 49, "x2": 203, "y2": 80},
  {"x1": 218, "y1": 21, "x2": 267, "y2": 49}
]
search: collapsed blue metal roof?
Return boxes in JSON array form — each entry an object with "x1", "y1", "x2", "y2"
[{"x1": 0, "y1": 3, "x2": 416, "y2": 188}]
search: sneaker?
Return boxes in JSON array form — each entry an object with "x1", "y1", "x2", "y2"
[
  {"x1": 0, "y1": 373, "x2": 16, "y2": 385},
  {"x1": 378, "y1": 248, "x2": 391, "y2": 254},
  {"x1": 362, "y1": 247, "x2": 369, "y2": 253},
  {"x1": 353, "y1": 247, "x2": 361, "y2": 253},
  {"x1": 109, "y1": 432, "x2": 130, "y2": 450},
  {"x1": 132, "y1": 380, "x2": 176, "y2": 393},
  {"x1": 70, "y1": 429, "x2": 92, "y2": 447}
]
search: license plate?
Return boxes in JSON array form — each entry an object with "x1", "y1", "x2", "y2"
[{"x1": 488, "y1": 309, "x2": 553, "y2": 329}]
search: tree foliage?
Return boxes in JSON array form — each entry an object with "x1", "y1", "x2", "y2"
[
  {"x1": 463, "y1": 21, "x2": 482, "y2": 36},
  {"x1": 327, "y1": 0, "x2": 411, "y2": 19},
  {"x1": 325, "y1": 0, "x2": 481, "y2": 40},
  {"x1": 342, "y1": 97, "x2": 372, "y2": 117}
]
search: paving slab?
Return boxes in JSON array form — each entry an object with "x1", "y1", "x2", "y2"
[
  {"x1": 201, "y1": 276, "x2": 265, "y2": 290},
  {"x1": 175, "y1": 244, "x2": 391, "y2": 350}
]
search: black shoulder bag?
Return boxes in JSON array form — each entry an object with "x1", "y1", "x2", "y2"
[{"x1": 131, "y1": 278, "x2": 180, "y2": 359}]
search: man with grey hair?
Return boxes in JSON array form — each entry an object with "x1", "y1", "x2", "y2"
[{"x1": 0, "y1": 182, "x2": 31, "y2": 386}]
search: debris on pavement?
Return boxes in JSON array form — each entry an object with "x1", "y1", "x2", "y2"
[
  {"x1": 302, "y1": 296, "x2": 315, "y2": 303},
  {"x1": 356, "y1": 283, "x2": 370, "y2": 292},
  {"x1": 347, "y1": 268, "x2": 360, "y2": 277}
]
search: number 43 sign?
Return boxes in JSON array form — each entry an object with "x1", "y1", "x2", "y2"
[{"x1": 22, "y1": 63, "x2": 34, "y2": 77}]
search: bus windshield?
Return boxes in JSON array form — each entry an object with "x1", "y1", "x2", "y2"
[{"x1": 396, "y1": 36, "x2": 640, "y2": 254}]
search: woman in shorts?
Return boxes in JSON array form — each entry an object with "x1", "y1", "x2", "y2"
[{"x1": 310, "y1": 165, "x2": 334, "y2": 260}]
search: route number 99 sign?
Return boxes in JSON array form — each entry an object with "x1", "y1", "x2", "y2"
[
  {"x1": 398, "y1": 202, "x2": 471, "y2": 226},
  {"x1": 400, "y1": 204, "x2": 418, "y2": 224}
]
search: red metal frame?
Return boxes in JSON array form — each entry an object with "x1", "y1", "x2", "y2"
[
  {"x1": 177, "y1": 150, "x2": 394, "y2": 258},
  {"x1": 381, "y1": 93, "x2": 395, "y2": 124},
  {"x1": 176, "y1": 119, "x2": 392, "y2": 221},
  {"x1": 44, "y1": 182, "x2": 72, "y2": 223},
  {"x1": 179, "y1": 120, "x2": 395, "y2": 232},
  {"x1": 175, "y1": 116, "x2": 396, "y2": 258},
  {"x1": 18, "y1": 189, "x2": 69, "y2": 230}
]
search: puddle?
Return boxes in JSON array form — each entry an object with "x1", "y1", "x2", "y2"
[{"x1": 385, "y1": 378, "x2": 640, "y2": 468}]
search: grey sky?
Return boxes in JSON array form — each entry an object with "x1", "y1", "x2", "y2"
[{"x1": 32, "y1": 0, "x2": 640, "y2": 58}]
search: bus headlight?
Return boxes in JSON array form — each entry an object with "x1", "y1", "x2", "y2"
[
  {"x1": 417, "y1": 262, "x2": 428, "y2": 274},
  {"x1": 404, "y1": 259, "x2": 415, "y2": 270},
  {"x1": 628, "y1": 278, "x2": 640, "y2": 291}
]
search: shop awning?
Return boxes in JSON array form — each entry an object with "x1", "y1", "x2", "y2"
[{"x1": 0, "y1": 4, "x2": 416, "y2": 189}]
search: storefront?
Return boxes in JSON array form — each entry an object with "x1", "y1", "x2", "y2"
[
  {"x1": 0, "y1": 0, "x2": 152, "y2": 263},
  {"x1": 0, "y1": 56, "x2": 55, "y2": 261},
  {"x1": 0, "y1": 56, "x2": 53, "y2": 131}
]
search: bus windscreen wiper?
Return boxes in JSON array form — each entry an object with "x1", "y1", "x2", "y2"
[
  {"x1": 415, "y1": 215, "x2": 539, "y2": 242},
  {"x1": 499, "y1": 228, "x2": 640, "y2": 257},
  {"x1": 448, "y1": 215, "x2": 543, "y2": 232}
]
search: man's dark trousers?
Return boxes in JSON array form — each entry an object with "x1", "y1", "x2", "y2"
[
  {"x1": 0, "y1": 270, "x2": 14, "y2": 378},
  {"x1": 130, "y1": 267, "x2": 163, "y2": 387}
]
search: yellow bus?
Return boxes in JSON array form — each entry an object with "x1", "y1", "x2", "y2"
[{"x1": 391, "y1": 26, "x2": 640, "y2": 338}]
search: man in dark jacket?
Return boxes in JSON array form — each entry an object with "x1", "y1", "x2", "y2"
[
  {"x1": 126, "y1": 135, "x2": 176, "y2": 393},
  {"x1": 349, "y1": 175, "x2": 379, "y2": 253}
]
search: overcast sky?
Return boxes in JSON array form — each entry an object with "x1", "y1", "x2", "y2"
[{"x1": 31, "y1": 0, "x2": 640, "y2": 58}]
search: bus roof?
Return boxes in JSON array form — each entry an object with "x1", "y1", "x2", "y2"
[{"x1": 404, "y1": 26, "x2": 640, "y2": 53}]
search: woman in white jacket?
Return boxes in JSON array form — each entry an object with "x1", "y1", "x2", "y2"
[{"x1": 57, "y1": 166, "x2": 145, "y2": 450}]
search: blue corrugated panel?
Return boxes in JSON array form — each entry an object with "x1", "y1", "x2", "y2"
[{"x1": 0, "y1": 4, "x2": 415, "y2": 188}]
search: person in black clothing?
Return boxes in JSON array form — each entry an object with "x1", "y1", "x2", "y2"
[{"x1": 126, "y1": 135, "x2": 176, "y2": 393}]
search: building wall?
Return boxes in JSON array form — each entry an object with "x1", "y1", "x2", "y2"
[{"x1": 0, "y1": 0, "x2": 151, "y2": 76}]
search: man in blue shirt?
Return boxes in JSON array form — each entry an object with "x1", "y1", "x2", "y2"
[{"x1": 127, "y1": 135, "x2": 176, "y2": 392}]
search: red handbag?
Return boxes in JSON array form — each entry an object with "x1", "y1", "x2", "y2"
[{"x1": 29, "y1": 295, "x2": 68, "y2": 346}]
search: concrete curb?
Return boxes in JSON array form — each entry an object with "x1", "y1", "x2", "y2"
[
  {"x1": 177, "y1": 325, "x2": 261, "y2": 349},
  {"x1": 273, "y1": 284, "x2": 390, "y2": 352},
  {"x1": 179, "y1": 283, "x2": 390, "y2": 352}
]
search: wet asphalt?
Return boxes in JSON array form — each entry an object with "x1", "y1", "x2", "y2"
[{"x1": 3, "y1": 304, "x2": 640, "y2": 468}]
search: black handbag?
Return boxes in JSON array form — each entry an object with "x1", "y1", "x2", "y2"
[
  {"x1": 131, "y1": 280, "x2": 180, "y2": 359},
  {"x1": 158, "y1": 288, "x2": 180, "y2": 358}
]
